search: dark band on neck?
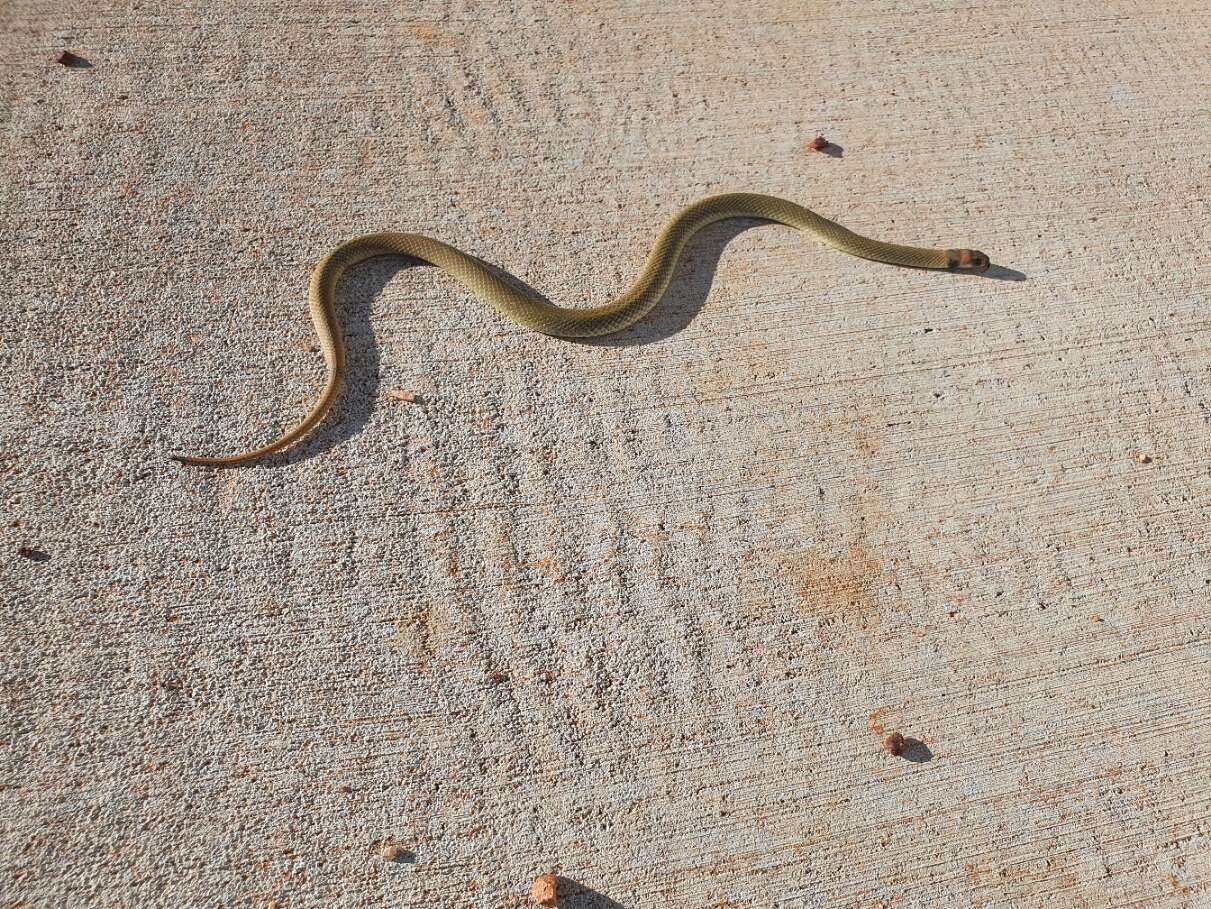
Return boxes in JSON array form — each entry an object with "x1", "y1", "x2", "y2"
[{"x1": 947, "y1": 249, "x2": 976, "y2": 270}]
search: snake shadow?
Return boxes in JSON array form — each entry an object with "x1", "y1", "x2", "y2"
[{"x1": 272, "y1": 221, "x2": 1024, "y2": 463}]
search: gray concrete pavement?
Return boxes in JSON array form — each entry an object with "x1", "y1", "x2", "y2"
[{"x1": 3, "y1": 2, "x2": 1210, "y2": 906}]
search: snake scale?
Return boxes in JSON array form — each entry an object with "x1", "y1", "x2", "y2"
[{"x1": 174, "y1": 192, "x2": 990, "y2": 466}]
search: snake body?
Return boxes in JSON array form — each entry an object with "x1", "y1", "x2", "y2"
[{"x1": 174, "y1": 192, "x2": 989, "y2": 466}]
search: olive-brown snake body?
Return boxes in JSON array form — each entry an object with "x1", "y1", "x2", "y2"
[{"x1": 174, "y1": 192, "x2": 989, "y2": 466}]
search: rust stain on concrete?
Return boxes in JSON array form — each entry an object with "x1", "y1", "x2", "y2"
[
  {"x1": 782, "y1": 542, "x2": 886, "y2": 624},
  {"x1": 406, "y1": 21, "x2": 462, "y2": 49},
  {"x1": 387, "y1": 605, "x2": 436, "y2": 666},
  {"x1": 868, "y1": 706, "x2": 891, "y2": 736}
]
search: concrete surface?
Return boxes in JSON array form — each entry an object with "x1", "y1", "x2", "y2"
[{"x1": 3, "y1": 2, "x2": 1210, "y2": 907}]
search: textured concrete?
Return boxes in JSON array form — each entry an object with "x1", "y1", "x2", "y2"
[{"x1": 3, "y1": 2, "x2": 1210, "y2": 907}]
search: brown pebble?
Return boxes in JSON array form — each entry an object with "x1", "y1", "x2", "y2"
[
  {"x1": 884, "y1": 732, "x2": 907, "y2": 756},
  {"x1": 531, "y1": 873, "x2": 558, "y2": 907},
  {"x1": 56, "y1": 50, "x2": 85, "y2": 66},
  {"x1": 808, "y1": 136, "x2": 830, "y2": 152},
  {"x1": 487, "y1": 670, "x2": 509, "y2": 684},
  {"x1": 379, "y1": 844, "x2": 409, "y2": 862},
  {"x1": 18, "y1": 546, "x2": 50, "y2": 562},
  {"x1": 387, "y1": 388, "x2": 419, "y2": 403},
  {"x1": 1135, "y1": 452, "x2": 1153, "y2": 464}
]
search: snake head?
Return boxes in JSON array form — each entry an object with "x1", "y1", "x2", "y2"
[{"x1": 948, "y1": 249, "x2": 991, "y2": 273}]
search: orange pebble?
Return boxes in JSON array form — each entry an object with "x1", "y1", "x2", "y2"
[{"x1": 531, "y1": 872, "x2": 558, "y2": 906}]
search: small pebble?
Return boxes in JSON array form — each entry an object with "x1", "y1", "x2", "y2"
[
  {"x1": 531, "y1": 873, "x2": 558, "y2": 907},
  {"x1": 808, "y1": 136, "x2": 830, "y2": 152},
  {"x1": 379, "y1": 844, "x2": 409, "y2": 863},
  {"x1": 1135, "y1": 452, "x2": 1153, "y2": 464},
  {"x1": 387, "y1": 388, "x2": 419, "y2": 403},
  {"x1": 56, "y1": 50, "x2": 86, "y2": 67},
  {"x1": 883, "y1": 732, "x2": 907, "y2": 757},
  {"x1": 18, "y1": 546, "x2": 50, "y2": 562}
]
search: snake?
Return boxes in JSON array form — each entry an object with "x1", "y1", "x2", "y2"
[{"x1": 173, "y1": 192, "x2": 990, "y2": 466}]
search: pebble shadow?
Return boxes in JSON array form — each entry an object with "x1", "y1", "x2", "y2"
[{"x1": 556, "y1": 877, "x2": 628, "y2": 909}]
